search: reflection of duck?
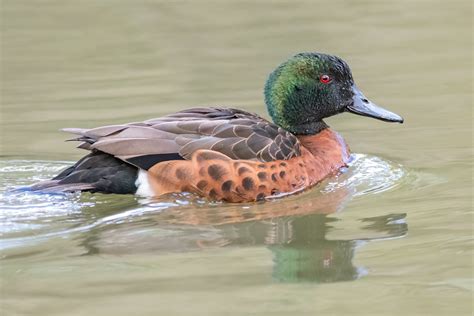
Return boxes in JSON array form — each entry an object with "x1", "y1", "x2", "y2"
[
  {"x1": 267, "y1": 213, "x2": 407, "y2": 283},
  {"x1": 79, "y1": 184, "x2": 407, "y2": 283},
  {"x1": 152, "y1": 183, "x2": 353, "y2": 226},
  {"x1": 269, "y1": 215, "x2": 360, "y2": 283},
  {"x1": 32, "y1": 52, "x2": 403, "y2": 202},
  {"x1": 190, "y1": 211, "x2": 406, "y2": 283}
]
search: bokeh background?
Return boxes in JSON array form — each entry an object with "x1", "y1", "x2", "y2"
[{"x1": 1, "y1": 1, "x2": 472, "y2": 315}]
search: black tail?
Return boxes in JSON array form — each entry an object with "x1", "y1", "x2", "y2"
[{"x1": 30, "y1": 151, "x2": 138, "y2": 194}]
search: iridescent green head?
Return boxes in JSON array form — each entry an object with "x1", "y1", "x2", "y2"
[{"x1": 264, "y1": 53, "x2": 403, "y2": 135}]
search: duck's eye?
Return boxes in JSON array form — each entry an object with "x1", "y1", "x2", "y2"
[{"x1": 320, "y1": 74, "x2": 332, "y2": 84}]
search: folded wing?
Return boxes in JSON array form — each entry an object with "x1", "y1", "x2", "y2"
[{"x1": 64, "y1": 107, "x2": 301, "y2": 169}]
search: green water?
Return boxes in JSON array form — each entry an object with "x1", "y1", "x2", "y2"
[{"x1": 1, "y1": 1, "x2": 472, "y2": 315}]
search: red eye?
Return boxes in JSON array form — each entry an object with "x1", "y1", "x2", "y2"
[{"x1": 320, "y1": 74, "x2": 332, "y2": 84}]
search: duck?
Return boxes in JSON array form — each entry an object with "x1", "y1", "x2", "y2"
[{"x1": 32, "y1": 52, "x2": 403, "y2": 202}]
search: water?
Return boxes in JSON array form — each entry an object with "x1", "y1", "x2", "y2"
[{"x1": 1, "y1": 0, "x2": 472, "y2": 315}]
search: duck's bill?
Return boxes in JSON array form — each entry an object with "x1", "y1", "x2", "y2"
[{"x1": 347, "y1": 85, "x2": 404, "y2": 123}]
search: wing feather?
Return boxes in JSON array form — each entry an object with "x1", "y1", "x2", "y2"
[{"x1": 62, "y1": 107, "x2": 301, "y2": 167}]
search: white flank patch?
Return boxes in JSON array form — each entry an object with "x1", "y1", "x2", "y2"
[{"x1": 135, "y1": 169, "x2": 154, "y2": 197}]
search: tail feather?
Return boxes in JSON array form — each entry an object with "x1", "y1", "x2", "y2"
[
  {"x1": 29, "y1": 180, "x2": 95, "y2": 193},
  {"x1": 30, "y1": 151, "x2": 138, "y2": 194},
  {"x1": 61, "y1": 127, "x2": 89, "y2": 135}
]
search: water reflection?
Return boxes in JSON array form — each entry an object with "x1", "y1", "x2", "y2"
[
  {"x1": 77, "y1": 188, "x2": 407, "y2": 283},
  {"x1": 194, "y1": 212, "x2": 406, "y2": 283},
  {"x1": 268, "y1": 213, "x2": 407, "y2": 283}
]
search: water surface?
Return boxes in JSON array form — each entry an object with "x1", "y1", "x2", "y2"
[{"x1": 1, "y1": 0, "x2": 472, "y2": 315}]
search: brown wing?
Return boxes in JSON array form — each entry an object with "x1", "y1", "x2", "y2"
[{"x1": 63, "y1": 107, "x2": 301, "y2": 169}]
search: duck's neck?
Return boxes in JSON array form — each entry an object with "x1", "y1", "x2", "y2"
[
  {"x1": 291, "y1": 120, "x2": 328, "y2": 135},
  {"x1": 297, "y1": 128, "x2": 351, "y2": 165}
]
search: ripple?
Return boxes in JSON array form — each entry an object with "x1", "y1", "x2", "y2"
[
  {"x1": 1, "y1": 161, "x2": 85, "y2": 214},
  {"x1": 0, "y1": 155, "x2": 409, "y2": 251},
  {"x1": 0, "y1": 161, "x2": 88, "y2": 245},
  {"x1": 322, "y1": 153, "x2": 405, "y2": 196}
]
